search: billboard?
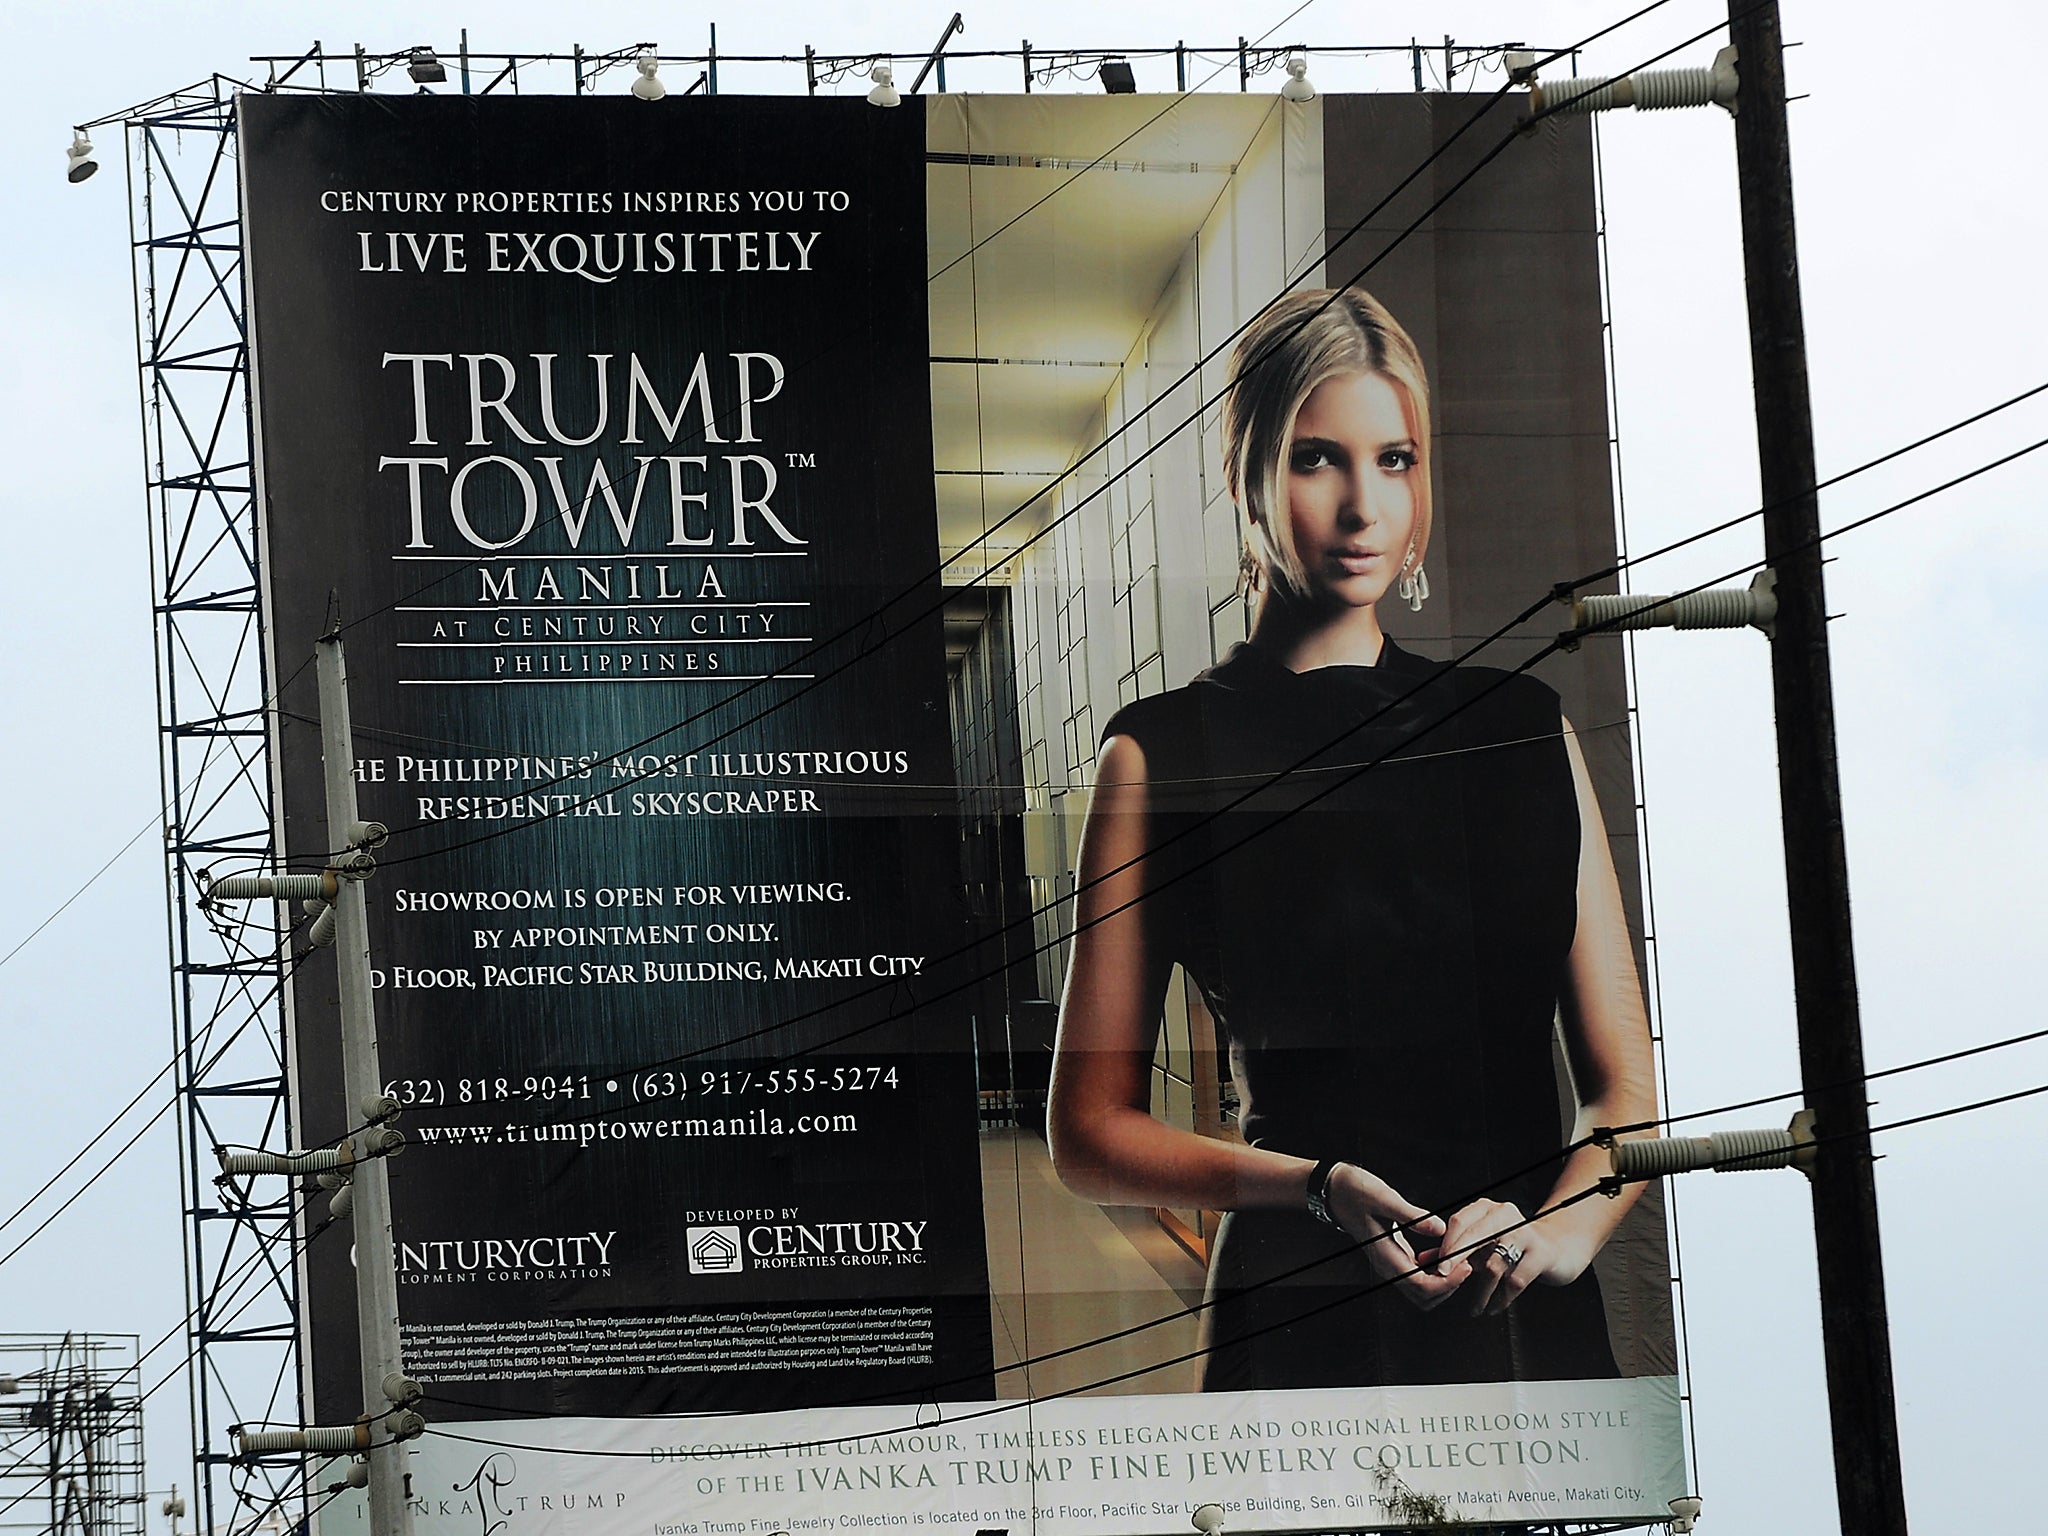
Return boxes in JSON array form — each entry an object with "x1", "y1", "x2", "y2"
[{"x1": 240, "y1": 87, "x2": 1685, "y2": 1536}]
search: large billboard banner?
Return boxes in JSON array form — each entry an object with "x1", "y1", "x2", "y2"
[{"x1": 240, "y1": 86, "x2": 1685, "y2": 1536}]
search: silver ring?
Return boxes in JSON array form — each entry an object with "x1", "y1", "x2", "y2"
[{"x1": 1490, "y1": 1241, "x2": 1524, "y2": 1269}]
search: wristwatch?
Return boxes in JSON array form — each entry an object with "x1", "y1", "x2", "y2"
[{"x1": 1305, "y1": 1158, "x2": 1345, "y2": 1229}]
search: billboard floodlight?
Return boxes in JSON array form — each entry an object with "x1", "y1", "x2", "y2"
[
  {"x1": 1669, "y1": 1495, "x2": 1704, "y2": 1532},
  {"x1": 66, "y1": 129, "x2": 97, "y2": 183},
  {"x1": 1189, "y1": 1507, "x2": 1225, "y2": 1536},
  {"x1": 405, "y1": 47, "x2": 447, "y2": 85},
  {"x1": 866, "y1": 65, "x2": 901, "y2": 107},
  {"x1": 1099, "y1": 58, "x2": 1136, "y2": 93},
  {"x1": 1278, "y1": 54, "x2": 1316, "y2": 102},
  {"x1": 632, "y1": 53, "x2": 667, "y2": 101}
]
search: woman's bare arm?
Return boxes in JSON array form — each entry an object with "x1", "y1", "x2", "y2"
[
  {"x1": 1446, "y1": 718, "x2": 1662, "y2": 1314},
  {"x1": 1048, "y1": 733, "x2": 1309, "y2": 1211},
  {"x1": 1047, "y1": 733, "x2": 1465, "y2": 1305}
]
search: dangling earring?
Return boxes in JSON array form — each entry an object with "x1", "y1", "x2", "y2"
[
  {"x1": 1237, "y1": 542, "x2": 1265, "y2": 601},
  {"x1": 1397, "y1": 549, "x2": 1430, "y2": 613}
]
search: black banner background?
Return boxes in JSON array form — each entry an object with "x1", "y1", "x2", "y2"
[{"x1": 241, "y1": 93, "x2": 995, "y2": 1421}]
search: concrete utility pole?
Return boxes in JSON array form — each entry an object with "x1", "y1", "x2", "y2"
[
  {"x1": 316, "y1": 633, "x2": 417, "y2": 1536},
  {"x1": 216, "y1": 634, "x2": 420, "y2": 1527},
  {"x1": 1725, "y1": 4, "x2": 1911, "y2": 1532}
]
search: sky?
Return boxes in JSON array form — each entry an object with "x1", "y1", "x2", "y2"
[{"x1": 2, "y1": 1, "x2": 2045, "y2": 1533}]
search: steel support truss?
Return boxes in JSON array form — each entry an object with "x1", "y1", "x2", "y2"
[
  {"x1": 125, "y1": 80, "x2": 307, "y2": 1536},
  {"x1": 0, "y1": 1334, "x2": 146, "y2": 1536}
]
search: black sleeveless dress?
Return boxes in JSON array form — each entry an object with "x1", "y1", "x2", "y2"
[{"x1": 1099, "y1": 639, "x2": 1618, "y2": 1388}]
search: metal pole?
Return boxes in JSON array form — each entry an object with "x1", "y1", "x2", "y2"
[
  {"x1": 910, "y1": 12, "x2": 963, "y2": 96},
  {"x1": 1725, "y1": 6, "x2": 1910, "y2": 1534},
  {"x1": 315, "y1": 635, "x2": 415, "y2": 1536}
]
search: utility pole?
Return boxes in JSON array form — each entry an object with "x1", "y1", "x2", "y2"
[
  {"x1": 211, "y1": 633, "x2": 420, "y2": 1536},
  {"x1": 1725, "y1": 5, "x2": 1911, "y2": 1532},
  {"x1": 315, "y1": 632, "x2": 418, "y2": 1536}
]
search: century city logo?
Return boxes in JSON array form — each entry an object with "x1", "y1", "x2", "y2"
[{"x1": 397, "y1": 1230, "x2": 616, "y2": 1283}]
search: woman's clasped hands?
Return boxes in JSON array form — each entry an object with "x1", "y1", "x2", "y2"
[{"x1": 1323, "y1": 1164, "x2": 1593, "y2": 1316}]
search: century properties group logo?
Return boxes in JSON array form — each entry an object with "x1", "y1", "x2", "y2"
[
  {"x1": 681, "y1": 1213, "x2": 931, "y2": 1272},
  {"x1": 686, "y1": 1226, "x2": 744, "y2": 1274}
]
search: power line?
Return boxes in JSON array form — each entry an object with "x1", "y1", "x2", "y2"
[
  {"x1": 0, "y1": 812, "x2": 161, "y2": 973},
  {"x1": 342, "y1": 6, "x2": 1708, "y2": 867},
  {"x1": 41, "y1": 989, "x2": 2038, "y2": 1497},
  {"x1": 342, "y1": 295, "x2": 2033, "y2": 810},
  {"x1": 375, "y1": 426, "x2": 2048, "y2": 1150},
  {"x1": 0, "y1": 1094, "x2": 181, "y2": 1271},
  {"x1": 307, "y1": 0, "x2": 1371, "y2": 671},
  {"x1": 349, "y1": 3, "x2": 1899, "y2": 886},
  {"x1": 22, "y1": 390, "x2": 2039, "y2": 1224},
  {"x1": 135, "y1": 1210, "x2": 342, "y2": 1413},
  {"x1": 413, "y1": 1066, "x2": 2048, "y2": 1464},
  {"x1": 1868, "y1": 1081, "x2": 2048, "y2": 1138},
  {"x1": 75, "y1": 3, "x2": 2031, "y2": 1490},
  {"x1": 24, "y1": 1000, "x2": 2046, "y2": 1442},
  {"x1": 416, "y1": 1013, "x2": 2048, "y2": 1425},
  {"x1": 436, "y1": 1202, "x2": 1632, "y2": 1458},
  {"x1": 0, "y1": 620, "x2": 327, "y2": 975},
  {"x1": 289, "y1": 709, "x2": 1637, "y2": 792},
  {"x1": 1590, "y1": 379, "x2": 2048, "y2": 593},
  {"x1": 238, "y1": 10, "x2": 1775, "y2": 1187},
  {"x1": 89, "y1": 10, "x2": 1670, "y2": 1516},
  {"x1": 0, "y1": 936, "x2": 305, "y2": 1271},
  {"x1": 927, "y1": 0, "x2": 1324, "y2": 282},
  {"x1": 0, "y1": 1055, "x2": 175, "y2": 1243},
  {"x1": 1639, "y1": 1024, "x2": 2048, "y2": 1135}
]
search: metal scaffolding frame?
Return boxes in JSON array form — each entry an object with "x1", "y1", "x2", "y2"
[
  {"x1": 0, "y1": 1335, "x2": 146, "y2": 1536},
  {"x1": 123, "y1": 78, "x2": 306, "y2": 1536}
]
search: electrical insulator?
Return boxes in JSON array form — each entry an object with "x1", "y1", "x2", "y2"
[
  {"x1": 362, "y1": 1126, "x2": 406, "y2": 1158},
  {"x1": 1608, "y1": 1109, "x2": 1816, "y2": 1182},
  {"x1": 219, "y1": 1143, "x2": 354, "y2": 1177},
  {"x1": 346, "y1": 820, "x2": 389, "y2": 849},
  {"x1": 381, "y1": 1371, "x2": 423, "y2": 1406},
  {"x1": 1531, "y1": 45, "x2": 1738, "y2": 116},
  {"x1": 234, "y1": 1424, "x2": 366, "y2": 1457},
  {"x1": 1564, "y1": 569, "x2": 1776, "y2": 647},
  {"x1": 208, "y1": 870, "x2": 337, "y2": 903},
  {"x1": 307, "y1": 904, "x2": 338, "y2": 948}
]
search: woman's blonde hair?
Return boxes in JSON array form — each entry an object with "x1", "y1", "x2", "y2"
[{"x1": 1222, "y1": 288, "x2": 1433, "y2": 603}]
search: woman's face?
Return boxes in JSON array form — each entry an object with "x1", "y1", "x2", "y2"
[{"x1": 1276, "y1": 369, "x2": 1421, "y2": 609}]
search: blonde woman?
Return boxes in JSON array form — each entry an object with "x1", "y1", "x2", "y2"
[{"x1": 1045, "y1": 288, "x2": 1658, "y2": 1389}]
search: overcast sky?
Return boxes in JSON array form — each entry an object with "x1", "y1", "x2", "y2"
[{"x1": 2, "y1": 2, "x2": 2044, "y2": 1533}]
